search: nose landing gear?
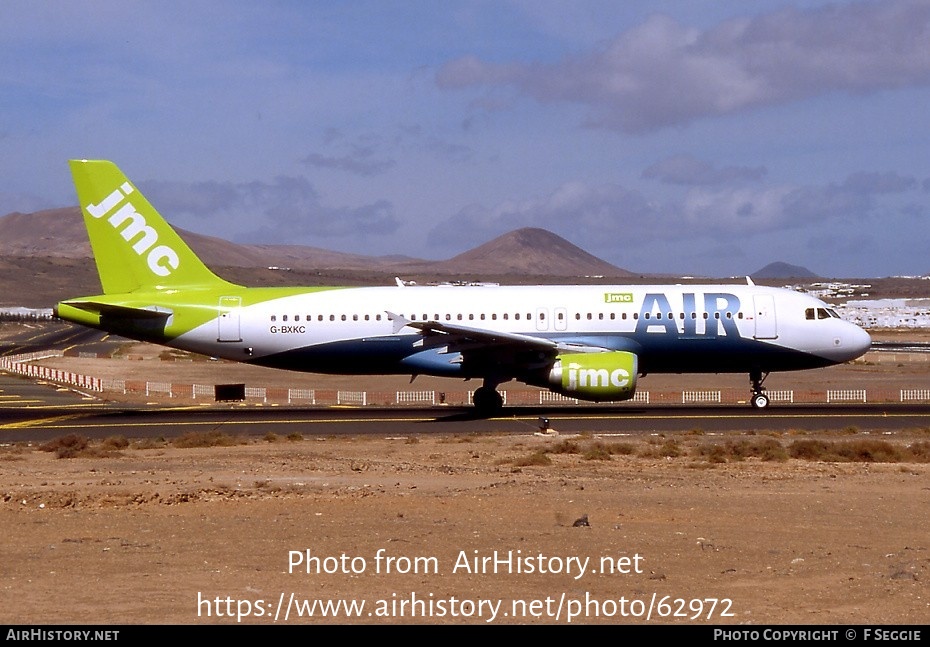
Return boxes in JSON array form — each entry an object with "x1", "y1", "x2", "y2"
[{"x1": 750, "y1": 369, "x2": 770, "y2": 409}]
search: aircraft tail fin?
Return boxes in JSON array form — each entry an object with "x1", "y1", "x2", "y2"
[{"x1": 69, "y1": 159, "x2": 236, "y2": 294}]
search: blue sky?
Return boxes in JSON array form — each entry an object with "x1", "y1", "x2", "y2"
[{"x1": 2, "y1": 0, "x2": 929, "y2": 278}]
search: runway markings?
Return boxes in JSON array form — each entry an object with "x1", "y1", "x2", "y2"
[{"x1": 0, "y1": 414, "x2": 87, "y2": 430}]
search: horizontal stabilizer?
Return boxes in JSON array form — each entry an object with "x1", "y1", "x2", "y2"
[{"x1": 60, "y1": 300, "x2": 173, "y2": 320}]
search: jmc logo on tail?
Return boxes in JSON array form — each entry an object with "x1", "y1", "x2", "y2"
[{"x1": 85, "y1": 182, "x2": 180, "y2": 277}]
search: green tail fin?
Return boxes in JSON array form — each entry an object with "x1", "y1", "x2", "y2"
[{"x1": 69, "y1": 159, "x2": 236, "y2": 294}]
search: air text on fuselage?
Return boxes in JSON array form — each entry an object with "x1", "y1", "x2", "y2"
[{"x1": 635, "y1": 292, "x2": 741, "y2": 338}]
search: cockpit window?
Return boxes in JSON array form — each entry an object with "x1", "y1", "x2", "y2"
[{"x1": 807, "y1": 307, "x2": 841, "y2": 320}]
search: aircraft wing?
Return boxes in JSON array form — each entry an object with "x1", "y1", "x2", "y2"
[{"x1": 387, "y1": 312, "x2": 609, "y2": 355}]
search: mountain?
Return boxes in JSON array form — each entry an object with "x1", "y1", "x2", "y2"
[
  {"x1": 0, "y1": 208, "x2": 420, "y2": 271},
  {"x1": 432, "y1": 227, "x2": 633, "y2": 277},
  {"x1": 0, "y1": 210, "x2": 632, "y2": 306},
  {"x1": 751, "y1": 261, "x2": 821, "y2": 279}
]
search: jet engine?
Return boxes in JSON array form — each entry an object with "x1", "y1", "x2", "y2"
[{"x1": 546, "y1": 351, "x2": 638, "y2": 401}]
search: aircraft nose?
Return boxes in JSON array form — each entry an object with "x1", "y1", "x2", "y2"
[
  {"x1": 835, "y1": 323, "x2": 872, "y2": 362},
  {"x1": 813, "y1": 321, "x2": 871, "y2": 363}
]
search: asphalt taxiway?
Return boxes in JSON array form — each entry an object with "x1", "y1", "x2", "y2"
[{"x1": 2, "y1": 373, "x2": 928, "y2": 443}]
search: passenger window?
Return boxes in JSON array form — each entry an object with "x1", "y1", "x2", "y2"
[{"x1": 270, "y1": 315, "x2": 277, "y2": 322}]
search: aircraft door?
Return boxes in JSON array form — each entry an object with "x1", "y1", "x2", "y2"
[
  {"x1": 217, "y1": 296, "x2": 242, "y2": 342},
  {"x1": 752, "y1": 294, "x2": 778, "y2": 339},
  {"x1": 555, "y1": 307, "x2": 568, "y2": 331},
  {"x1": 536, "y1": 308, "x2": 549, "y2": 331}
]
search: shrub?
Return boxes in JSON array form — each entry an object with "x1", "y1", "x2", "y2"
[
  {"x1": 172, "y1": 431, "x2": 241, "y2": 448},
  {"x1": 513, "y1": 450, "x2": 552, "y2": 467},
  {"x1": 38, "y1": 434, "x2": 89, "y2": 459}
]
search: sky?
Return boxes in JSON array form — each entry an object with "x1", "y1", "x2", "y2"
[{"x1": 2, "y1": 0, "x2": 930, "y2": 279}]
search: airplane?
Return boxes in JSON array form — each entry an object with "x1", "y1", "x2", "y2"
[{"x1": 54, "y1": 159, "x2": 872, "y2": 414}]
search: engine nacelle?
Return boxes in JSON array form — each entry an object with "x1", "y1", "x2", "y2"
[{"x1": 546, "y1": 351, "x2": 638, "y2": 402}]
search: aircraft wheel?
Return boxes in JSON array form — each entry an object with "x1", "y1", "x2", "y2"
[
  {"x1": 472, "y1": 387, "x2": 503, "y2": 416},
  {"x1": 751, "y1": 393, "x2": 770, "y2": 409}
]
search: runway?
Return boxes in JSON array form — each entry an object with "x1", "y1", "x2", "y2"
[{"x1": 2, "y1": 373, "x2": 928, "y2": 443}]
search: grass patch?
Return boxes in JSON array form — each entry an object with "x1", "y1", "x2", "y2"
[
  {"x1": 788, "y1": 439, "x2": 907, "y2": 462},
  {"x1": 134, "y1": 437, "x2": 168, "y2": 450},
  {"x1": 548, "y1": 440, "x2": 581, "y2": 455},
  {"x1": 37, "y1": 434, "x2": 128, "y2": 459},
  {"x1": 171, "y1": 431, "x2": 244, "y2": 448},
  {"x1": 907, "y1": 441, "x2": 930, "y2": 462},
  {"x1": 512, "y1": 450, "x2": 552, "y2": 467},
  {"x1": 100, "y1": 436, "x2": 129, "y2": 451},
  {"x1": 695, "y1": 437, "x2": 788, "y2": 463},
  {"x1": 39, "y1": 434, "x2": 89, "y2": 459}
]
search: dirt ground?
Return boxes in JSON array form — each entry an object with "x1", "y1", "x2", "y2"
[
  {"x1": 2, "y1": 417, "x2": 929, "y2": 625},
  {"x1": 1, "y1": 329, "x2": 929, "y2": 625}
]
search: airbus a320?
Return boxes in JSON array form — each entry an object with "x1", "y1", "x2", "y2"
[{"x1": 55, "y1": 160, "x2": 872, "y2": 415}]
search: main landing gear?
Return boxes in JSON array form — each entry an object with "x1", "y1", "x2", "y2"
[
  {"x1": 472, "y1": 382, "x2": 504, "y2": 416},
  {"x1": 750, "y1": 369, "x2": 770, "y2": 409}
]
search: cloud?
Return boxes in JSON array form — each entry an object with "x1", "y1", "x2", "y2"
[
  {"x1": 427, "y1": 181, "x2": 670, "y2": 252},
  {"x1": 302, "y1": 152, "x2": 396, "y2": 177},
  {"x1": 642, "y1": 155, "x2": 766, "y2": 186},
  {"x1": 437, "y1": 0, "x2": 930, "y2": 132},
  {"x1": 427, "y1": 169, "x2": 921, "y2": 255},
  {"x1": 144, "y1": 175, "x2": 399, "y2": 243}
]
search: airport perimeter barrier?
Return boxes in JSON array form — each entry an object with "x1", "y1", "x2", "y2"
[
  {"x1": 0, "y1": 351, "x2": 103, "y2": 392},
  {"x1": 4, "y1": 353, "x2": 930, "y2": 405}
]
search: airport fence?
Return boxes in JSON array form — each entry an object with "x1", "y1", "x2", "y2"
[{"x1": 4, "y1": 353, "x2": 930, "y2": 406}]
